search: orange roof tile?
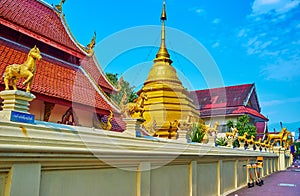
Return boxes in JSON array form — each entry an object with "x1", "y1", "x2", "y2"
[
  {"x1": 81, "y1": 56, "x2": 116, "y2": 93},
  {"x1": 0, "y1": 39, "x2": 115, "y2": 112}
]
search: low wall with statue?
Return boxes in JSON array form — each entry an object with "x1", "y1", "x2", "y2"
[{"x1": 0, "y1": 119, "x2": 290, "y2": 196}]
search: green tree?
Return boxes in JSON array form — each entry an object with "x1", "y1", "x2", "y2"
[
  {"x1": 226, "y1": 120, "x2": 234, "y2": 132},
  {"x1": 226, "y1": 115, "x2": 257, "y2": 139},
  {"x1": 106, "y1": 73, "x2": 138, "y2": 104},
  {"x1": 226, "y1": 115, "x2": 257, "y2": 147}
]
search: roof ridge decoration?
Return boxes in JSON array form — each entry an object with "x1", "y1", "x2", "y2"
[
  {"x1": 86, "y1": 31, "x2": 97, "y2": 56},
  {"x1": 54, "y1": 2, "x2": 90, "y2": 56},
  {"x1": 54, "y1": 0, "x2": 66, "y2": 13}
]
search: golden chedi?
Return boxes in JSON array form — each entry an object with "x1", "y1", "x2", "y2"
[{"x1": 136, "y1": 2, "x2": 199, "y2": 139}]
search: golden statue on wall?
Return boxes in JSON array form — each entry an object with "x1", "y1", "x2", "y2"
[
  {"x1": 121, "y1": 92, "x2": 147, "y2": 118},
  {"x1": 3, "y1": 45, "x2": 42, "y2": 93},
  {"x1": 265, "y1": 127, "x2": 287, "y2": 146}
]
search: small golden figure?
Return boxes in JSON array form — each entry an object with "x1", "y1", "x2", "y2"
[
  {"x1": 55, "y1": 0, "x2": 66, "y2": 12},
  {"x1": 121, "y1": 92, "x2": 147, "y2": 118},
  {"x1": 3, "y1": 45, "x2": 42, "y2": 93},
  {"x1": 86, "y1": 31, "x2": 96, "y2": 54}
]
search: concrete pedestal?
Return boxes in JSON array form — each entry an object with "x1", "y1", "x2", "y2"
[
  {"x1": 247, "y1": 144, "x2": 254, "y2": 150},
  {"x1": 0, "y1": 90, "x2": 35, "y2": 121},
  {"x1": 177, "y1": 129, "x2": 189, "y2": 142},
  {"x1": 227, "y1": 138, "x2": 233, "y2": 148},
  {"x1": 239, "y1": 142, "x2": 245, "y2": 150},
  {"x1": 123, "y1": 118, "x2": 145, "y2": 137},
  {"x1": 207, "y1": 136, "x2": 216, "y2": 146}
]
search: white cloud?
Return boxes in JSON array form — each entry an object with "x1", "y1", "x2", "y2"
[
  {"x1": 212, "y1": 18, "x2": 220, "y2": 24},
  {"x1": 251, "y1": 0, "x2": 300, "y2": 15},
  {"x1": 189, "y1": 7, "x2": 205, "y2": 16},
  {"x1": 212, "y1": 41, "x2": 220, "y2": 48},
  {"x1": 261, "y1": 97, "x2": 300, "y2": 107},
  {"x1": 261, "y1": 57, "x2": 300, "y2": 81}
]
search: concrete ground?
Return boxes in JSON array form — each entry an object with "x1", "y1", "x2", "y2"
[{"x1": 228, "y1": 166, "x2": 300, "y2": 196}]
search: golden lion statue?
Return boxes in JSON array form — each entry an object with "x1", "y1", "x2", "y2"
[{"x1": 3, "y1": 45, "x2": 42, "y2": 93}]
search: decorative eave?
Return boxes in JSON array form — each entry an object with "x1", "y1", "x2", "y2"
[
  {"x1": 243, "y1": 84, "x2": 261, "y2": 112},
  {"x1": 50, "y1": 1, "x2": 117, "y2": 92},
  {"x1": 91, "y1": 55, "x2": 119, "y2": 92}
]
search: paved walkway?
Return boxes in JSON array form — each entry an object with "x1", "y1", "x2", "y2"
[{"x1": 228, "y1": 167, "x2": 300, "y2": 196}]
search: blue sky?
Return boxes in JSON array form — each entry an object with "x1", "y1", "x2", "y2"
[{"x1": 44, "y1": 0, "x2": 300, "y2": 133}]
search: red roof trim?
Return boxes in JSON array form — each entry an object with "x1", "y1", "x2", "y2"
[{"x1": 199, "y1": 106, "x2": 268, "y2": 121}]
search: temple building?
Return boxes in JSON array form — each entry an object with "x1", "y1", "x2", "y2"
[
  {"x1": 0, "y1": 0, "x2": 124, "y2": 131},
  {"x1": 192, "y1": 83, "x2": 268, "y2": 138},
  {"x1": 137, "y1": 3, "x2": 199, "y2": 139}
]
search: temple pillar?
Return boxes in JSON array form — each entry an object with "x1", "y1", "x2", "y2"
[
  {"x1": 273, "y1": 147, "x2": 287, "y2": 171},
  {"x1": 123, "y1": 118, "x2": 145, "y2": 137}
]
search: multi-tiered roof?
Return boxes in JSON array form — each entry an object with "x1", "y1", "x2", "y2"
[{"x1": 0, "y1": 0, "x2": 124, "y2": 130}]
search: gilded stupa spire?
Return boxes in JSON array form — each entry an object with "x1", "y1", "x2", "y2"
[{"x1": 155, "y1": 1, "x2": 172, "y2": 63}]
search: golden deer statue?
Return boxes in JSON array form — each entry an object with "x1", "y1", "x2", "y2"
[
  {"x1": 121, "y1": 92, "x2": 147, "y2": 118},
  {"x1": 255, "y1": 138, "x2": 262, "y2": 149},
  {"x1": 206, "y1": 122, "x2": 219, "y2": 136},
  {"x1": 3, "y1": 45, "x2": 42, "y2": 93},
  {"x1": 238, "y1": 132, "x2": 248, "y2": 143},
  {"x1": 246, "y1": 135, "x2": 256, "y2": 145},
  {"x1": 226, "y1": 127, "x2": 238, "y2": 139}
]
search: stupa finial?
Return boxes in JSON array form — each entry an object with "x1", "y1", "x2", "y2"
[{"x1": 155, "y1": 0, "x2": 172, "y2": 63}]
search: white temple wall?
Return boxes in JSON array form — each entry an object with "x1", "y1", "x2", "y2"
[{"x1": 0, "y1": 120, "x2": 290, "y2": 196}]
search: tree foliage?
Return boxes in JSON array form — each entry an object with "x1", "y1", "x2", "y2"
[
  {"x1": 226, "y1": 115, "x2": 257, "y2": 139},
  {"x1": 106, "y1": 73, "x2": 138, "y2": 104},
  {"x1": 226, "y1": 115, "x2": 257, "y2": 147}
]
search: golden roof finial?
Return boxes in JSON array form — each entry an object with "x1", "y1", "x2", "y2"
[
  {"x1": 155, "y1": 0, "x2": 172, "y2": 64},
  {"x1": 87, "y1": 31, "x2": 96, "y2": 55},
  {"x1": 55, "y1": 0, "x2": 66, "y2": 12}
]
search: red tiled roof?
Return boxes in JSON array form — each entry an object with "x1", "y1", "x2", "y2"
[
  {"x1": 194, "y1": 84, "x2": 254, "y2": 110},
  {"x1": 0, "y1": 40, "x2": 116, "y2": 112},
  {"x1": 81, "y1": 56, "x2": 115, "y2": 92},
  {"x1": 193, "y1": 84, "x2": 268, "y2": 121},
  {"x1": 0, "y1": 0, "x2": 84, "y2": 57}
]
